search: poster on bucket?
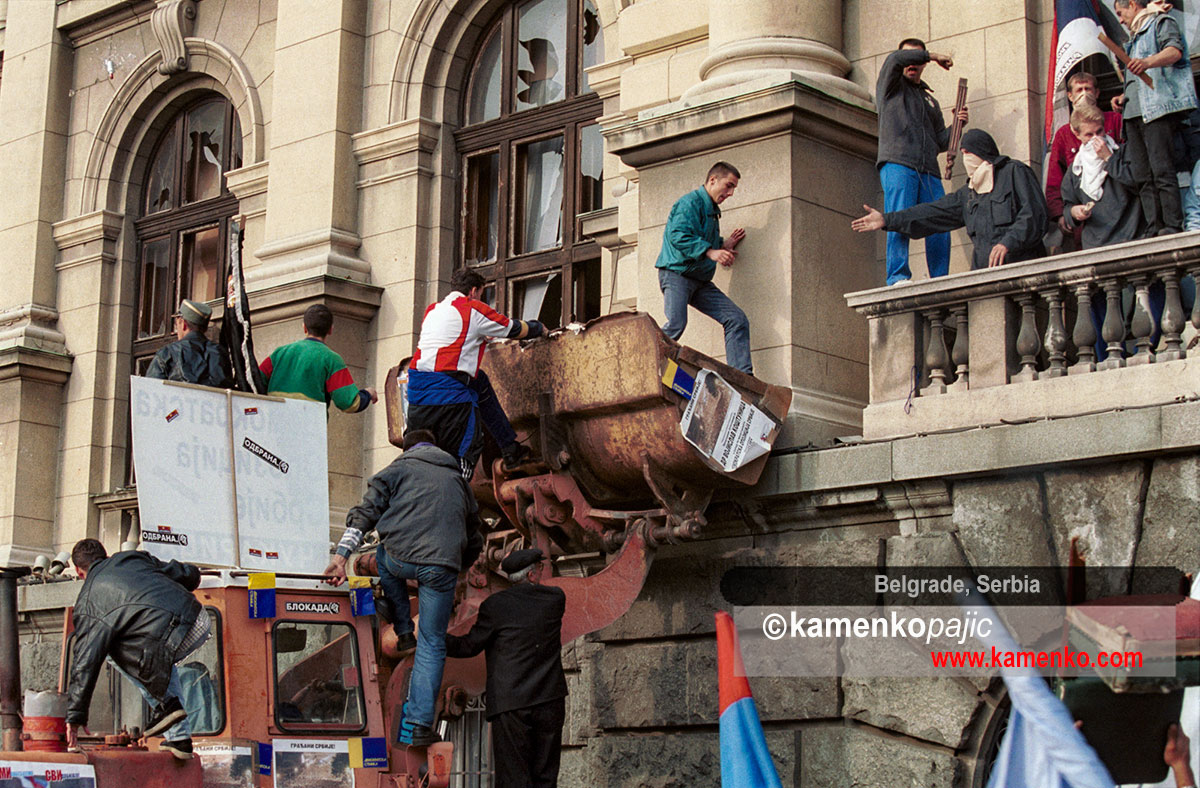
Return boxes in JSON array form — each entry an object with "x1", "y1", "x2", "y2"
[
  {"x1": 130, "y1": 377, "x2": 329, "y2": 573},
  {"x1": 0, "y1": 760, "x2": 96, "y2": 787}
]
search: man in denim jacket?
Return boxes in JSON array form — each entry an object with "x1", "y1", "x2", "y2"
[
  {"x1": 655, "y1": 161, "x2": 753, "y2": 375},
  {"x1": 1112, "y1": 0, "x2": 1198, "y2": 235}
]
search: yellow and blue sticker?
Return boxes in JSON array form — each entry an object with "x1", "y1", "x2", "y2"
[
  {"x1": 662, "y1": 359, "x2": 695, "y2": 398},
  {"x1": 348, "y1": 576, "x2": 375, "y2": 617},
  {"x1": 349, "y1": 737, "x2": 388, "y2": 769},
  {"x1": 248, "y1": 572, "x2": 276, "y2": 619}
]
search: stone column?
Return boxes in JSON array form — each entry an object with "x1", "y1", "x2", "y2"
[
  {"x1": 0, "y1": 1, "x2": 74, "y2": 566},
  {"x1": 608, "y1": 0, "x2": 878, "y2": 442},
  {"x1": 252, "y1": 0, "x2": 369, "y2": 290},
  {"x1": 247, "y1": 0, "x2": 382, "y2": 531},
  {"x1": 684, "y1": 0, "x2": 868, "y2": 104}
]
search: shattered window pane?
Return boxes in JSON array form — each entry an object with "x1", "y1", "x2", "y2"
[
  {"x1": 515, "y1": 0, "x2": 567, "y2": 111},
  {"x1": 137, "y1": 236, "x2": 171, "y2": 339},
  {"x1": 465, "y1": 152, "x2": 500, "y2": 264},
  {"x1": 184, "y1": 100, "x2": 225, "y2": 204},
  {"x1": 145, "y1": 128, "x2": 178, "y2": 215},
  {"x1": 580, "y1": 0, "x2": 603, "y2": 94},
  {"x1": 515, "y1": 135, "x2": 564, "y2": 254}
]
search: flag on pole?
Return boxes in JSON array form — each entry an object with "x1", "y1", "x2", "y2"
[
  {"x1": 220, "y1": 216, "x2": 268, "y2": 394},
  {"x1": 716, "y1": 611, "x2": 782, "y2": 788},
  {"x1": 1045, "y1": 0, "x2": 1121, "y2": 145}
]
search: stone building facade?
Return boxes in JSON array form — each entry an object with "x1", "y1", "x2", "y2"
[{"x1": 3, "y1": 0, "x2": 1199, "y2": 786}]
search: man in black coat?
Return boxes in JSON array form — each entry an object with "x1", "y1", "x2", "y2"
[
  {"x1": 145, "y1": 298, "x2": 232, "y2": 387},
  {"x1": 66, "y1": 539, "x2": 211, "y2": 759},
  {"x1": 853, "y1": 129, "x2": 1048, "y2": 271},
  {"x1": 446, "y1": 548, "x2": 567, "y2": 788}
]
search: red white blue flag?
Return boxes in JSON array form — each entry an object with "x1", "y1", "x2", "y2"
[
  {"x1": 1045, "y1": 0, "x2": 1119, "y2": 144},
  {"x1": 717, "y1": 611, "x2": 782, "y2": 788}
]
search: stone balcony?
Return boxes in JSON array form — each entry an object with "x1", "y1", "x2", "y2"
[{"x1": 845, "y1": 234, "x2": 1200, "y2": 441}]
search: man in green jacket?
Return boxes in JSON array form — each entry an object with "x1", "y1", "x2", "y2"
[{"x1": 655, "y1": 161, "x2": 752, "y2": 374}]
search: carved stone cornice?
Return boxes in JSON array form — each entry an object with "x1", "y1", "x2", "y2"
[{"x1": 151, "y1": 0, "x2": 197, "y2": 75}]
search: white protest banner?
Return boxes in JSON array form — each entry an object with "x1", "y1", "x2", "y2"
[
  {"x1": 679, "y1": 369, "x2": 777, "y2": 472},
  {"x1": 130, "y1": 377, "x2": 329, "y2": 573},
  {"x1": 272, "y1": 739, "x2": 354, "y2": 788}
]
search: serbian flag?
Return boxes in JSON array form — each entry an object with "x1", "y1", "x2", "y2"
[
  {"x1": 1045, "y1": 0, "x2": 1121, "y2": 145},
  {"x1": 716, "y1": 611, "x2": 782, "y2": 788}
]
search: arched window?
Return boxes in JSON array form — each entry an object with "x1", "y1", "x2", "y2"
[
  {"x1": 133, "y1": 95, "x2": 242, "y2": 373},
  {"x1": 457, "y1": 0, "x2": 605, "y2": 327}
]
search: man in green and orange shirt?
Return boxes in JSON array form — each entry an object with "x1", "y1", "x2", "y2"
[{"x1": 259, "y1": 304, "x2": 377, "y2": 414}]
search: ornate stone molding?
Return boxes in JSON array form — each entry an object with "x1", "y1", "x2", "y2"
[
  {"x1": 0, "y1": 303, "x2": 69, "y2": 359},
  {"x1": 249, "y1": 228, "x2": 372, "y2": 291},
  {"x1": 351, "y1": 118, "x2": 441, "y2": 188},
  {"x1": 151, "y1": 0, "x2": 197, "y2": 75}
]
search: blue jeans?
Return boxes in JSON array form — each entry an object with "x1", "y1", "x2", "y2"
[
  {"x1": 657, "y1": 268, "x2": 753, "y2": 374},
  {"x1": 472, "y1": 370, "x2": 516, "y2": 449},
  {"x1": 375, "y1": 546, "x2": 457, "y2": 727},
  {"x1": 880, "y1": 162, "x2": 951, "y2": 285}
]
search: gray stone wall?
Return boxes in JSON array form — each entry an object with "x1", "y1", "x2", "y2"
[{"x1": 556, "y1": 452, "x2": 1200, "y2": 787}]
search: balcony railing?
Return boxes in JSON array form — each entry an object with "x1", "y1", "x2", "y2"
[{"x1": 845, "y1": 234, "x2": 1200, "y2": 440}]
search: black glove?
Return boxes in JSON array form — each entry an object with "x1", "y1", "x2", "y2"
[{"x1": 525, "y1": 320, "x2": 546, "y2": 338}]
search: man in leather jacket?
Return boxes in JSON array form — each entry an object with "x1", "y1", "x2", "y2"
[
  {"x1": 66, "y1": 539, "x2": 211, "y2": 760},
  {"x1": 145, "y1": 298, "x2": 232, "y2": 387}
]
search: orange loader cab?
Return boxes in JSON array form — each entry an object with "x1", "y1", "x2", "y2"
[{"x1": 33, "y1": 572, "x2": 469, "y2": 788}]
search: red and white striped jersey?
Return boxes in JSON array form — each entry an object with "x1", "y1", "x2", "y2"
[{"x1": 412, "y1": 291, "x2": 512, "y2": 376}]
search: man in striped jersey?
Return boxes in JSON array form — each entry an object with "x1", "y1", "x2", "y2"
[
  {"x1": 407, "y1": 268, "x2": 544, "y2": 479},
  {"x1": 258, "y1": 304, "x2": 377, "y2": 415}
]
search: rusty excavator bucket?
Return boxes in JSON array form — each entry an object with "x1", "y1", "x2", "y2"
[{"x1": 382, "y1": 311, "x2": 792, "y2": 641}]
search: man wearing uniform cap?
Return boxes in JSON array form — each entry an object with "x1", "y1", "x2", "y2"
[
  {"x1": 146, "y1": 299, "x2": 232, "y2": 387},
  {"x1": 446, "y1": 548, "x2": 567, "y2": 788}
]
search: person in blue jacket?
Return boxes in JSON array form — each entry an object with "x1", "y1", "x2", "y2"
[{"x1": 655, "y1": 161, "x2": 753, "y2": 375}]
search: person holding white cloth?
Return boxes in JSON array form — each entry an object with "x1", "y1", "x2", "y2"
[{"x1": 1062, "y1": 102, "x2": 1143, "y2": 250}]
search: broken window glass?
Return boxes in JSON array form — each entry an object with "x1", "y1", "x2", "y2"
[
  {"x1": 184, "y1": 100, "x2": 225, "y2": 204},
  {"x1": 465, "y1": 152, "x2": 500, "y2": 264},
  {"x1": 515, "y1": 135, "x2": 564, "y2": 254},
  {"x1": 580, "y1": 0, "x2": 603, "y2": 94},
  {"x1": 578, "y1": 123, "x2": 604, "y2": 216},
  {"x1": 137, "y1": 236, "x2": 171, "y2": 339},
  {"x1": 515, "y1": 0, "x2": 567, "y2": 111},
  {"x1": 145, "y1": 130, "x2": 178, "y2": 215},
  {"x1": 512, "y1": 271, "x2": 563, "y2": 326},
  {"x1": 182, "y1": 225, "x2": 223, "y2": 303}
]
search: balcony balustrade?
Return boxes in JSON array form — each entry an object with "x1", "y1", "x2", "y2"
[{"x1": 845, "y1": 234, "x2": 1200, "y2": 440}]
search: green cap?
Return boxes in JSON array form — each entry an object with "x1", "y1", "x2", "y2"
[{"x1": 179, "y1": 298, "x2": 212, "y2": 328}]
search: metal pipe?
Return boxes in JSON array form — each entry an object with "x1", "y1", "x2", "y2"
[{"x1": 0, "y1": 568, "x2": 29, "y2": 752}]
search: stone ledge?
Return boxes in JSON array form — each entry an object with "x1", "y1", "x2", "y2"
[{"x1": 753, "y1": 398, "x2": 1200, "y2": 499}]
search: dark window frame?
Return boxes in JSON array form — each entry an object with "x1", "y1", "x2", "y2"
[
  {"x1": 270, "y1": 619, "x2": 369, "y2": 736},
  {"x1": 455, "y1": 0, "x2": 604, "y2": 325},
  {"x1": 132, "y1": 96, "x2": 241, "y2": 373}
]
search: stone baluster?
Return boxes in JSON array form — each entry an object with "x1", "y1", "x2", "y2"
[
  {"x1": 1190, "y1": 266, "x2": 1200, "y2": 334},
  {"x1": 922, "y1": 309, "x2": 951, "y2": 394},
  {"x1": 949, "y1": 305, "x2": 969, "y2": 391},
  {"x1": 1099, "y1": 278, "x2": 1126, "y2": 370},
  {"x1": 1041, "y1": 288, "x2": 1069, "y2": 378},
  {"x1": 1128, "y1": 275, "x2": 1157, "y2": 365},
  {"x1": 1159, "y1": 268, "x2": 1187, "y2": 361},
  {"x1": 1012, "y1": 293, "x2": 1041, "y2": 383},
  {"x1": 1070, "y1": 283, "x2": 1097, "y2": 373}
]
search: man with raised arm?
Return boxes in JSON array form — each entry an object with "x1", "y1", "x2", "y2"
[
  {"x1": 875, "y1": 38, "x2": 969, "y2": 286},
  {"x1": 406, "y1": 267, "x2": 544, "y2": 479},
  {"x1": 258, "y1": 304, "x2": 377, "y2": 415}
]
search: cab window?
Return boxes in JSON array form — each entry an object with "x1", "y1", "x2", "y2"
[{"x1": 273, "y1": 621, "x2": 366, "y2": 732}]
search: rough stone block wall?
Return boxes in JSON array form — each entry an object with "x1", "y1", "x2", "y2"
[{"x1": 556, "y1": 453, "x2": 1200, "y2": 787}]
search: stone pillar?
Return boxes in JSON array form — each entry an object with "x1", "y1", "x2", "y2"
[
  {"x1": 246, "y1": 0, "x2": 382, "y2": 528},
  {"x1": 0, "y1": 1, "x2": 74, "y2": 566},
  {"x1": 252, "y1": 0, "x2": 369, "y2": 291},
  {"x1": 608, "y1": 0, "x2": 878, "y2": 442},
  {"x1": 684, "y1": 0, "x2": 868, "y2": 104}
]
